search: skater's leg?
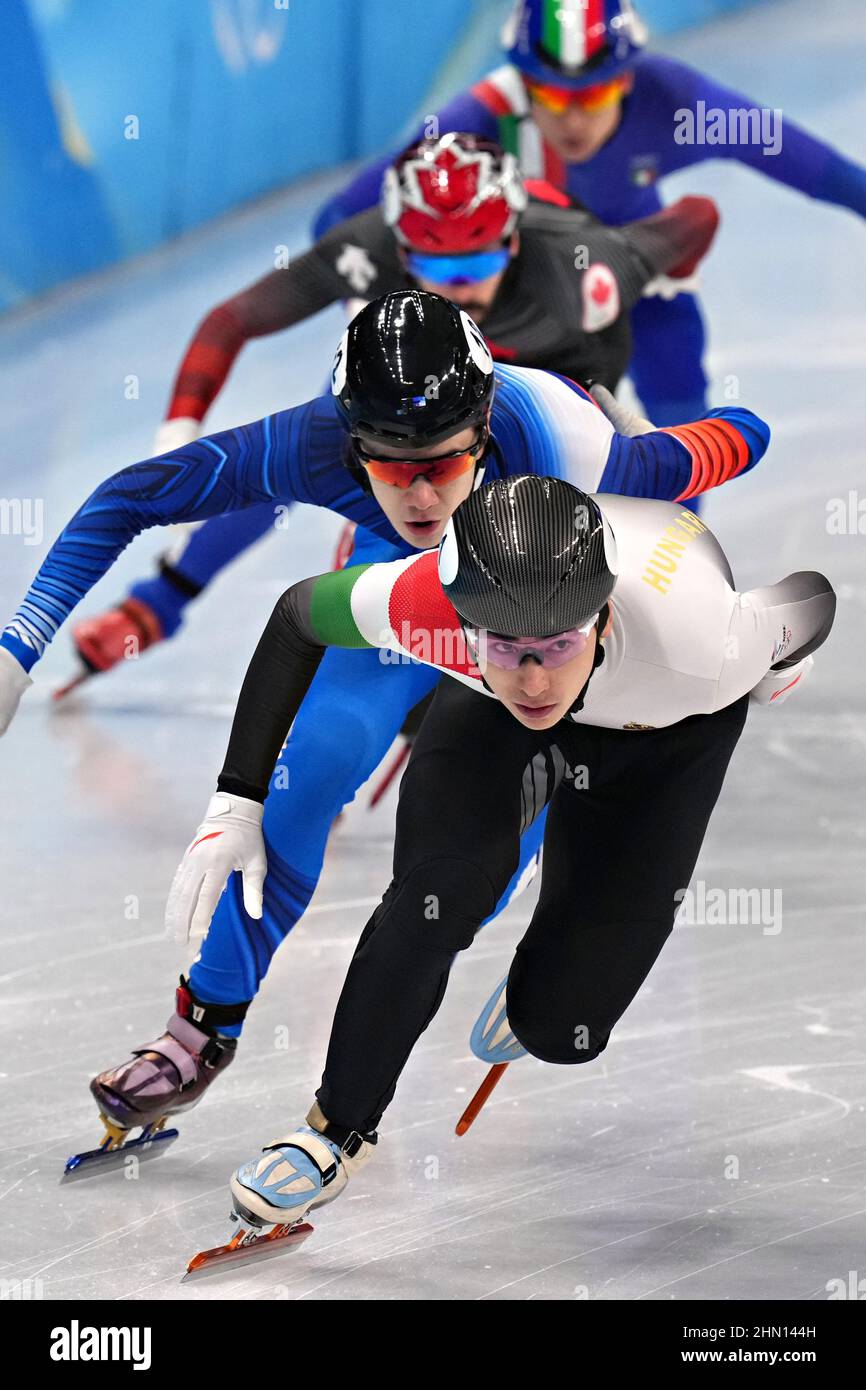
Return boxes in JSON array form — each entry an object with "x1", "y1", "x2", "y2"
[
  {"x1": 91, "y1": 544, "x2": 439, "y2": 1126},
  {"x1": 315, "y1": 681, "x2": 553, "y2": 1133},
  {"x1": 628, "y1": 293, "x2": 709, "y2": 426},
  {"x1": 186, "y1": 514, "x2": 543, "y2": 1020},
  {"x1": 505, "y1": 696, "x2": 749, "y2": 1063},
  {"x1": 491, "y1": 806, "x2": 546, "y2": 917},
  {"x1": 628, "y1": 293, "x2": 710, "y2": 517},
  {"x1": 188, "y1": 642, "x2": 441, "y2": 1021},
  {"x1": 129, "y1": 502, "x2": 283, "y2": 636}
]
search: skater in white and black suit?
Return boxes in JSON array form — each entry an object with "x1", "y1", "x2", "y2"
[{"x1": 166, "y1": 473, "x2": 835, "y2": 1254}]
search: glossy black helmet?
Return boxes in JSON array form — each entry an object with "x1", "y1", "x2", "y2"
[
  {"x1": 331, "y1": 289, "x2": 495, "y2": 449},
  {"x1": 439, "y1": 475, "x2": 618, "y2": 637}
]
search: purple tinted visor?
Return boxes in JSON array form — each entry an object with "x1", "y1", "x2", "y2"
[
  {"x1": 467, "y1": 617, "x2": 599, "y2": 671},
  {"x1": 406, "y1": 246, "x2": 511, "y2": 285}
]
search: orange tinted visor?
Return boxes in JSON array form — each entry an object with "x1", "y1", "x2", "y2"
[
  {"x1": 354, "y1": 430, "x2": 487, "y2": 490},
  {"x1": 525, "y1": 75, "x2": 629, "y2": 114}
]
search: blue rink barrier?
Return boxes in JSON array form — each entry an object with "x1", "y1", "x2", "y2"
[{"x1": 0, "y1": 0, "x2": 767, "y2": 311}]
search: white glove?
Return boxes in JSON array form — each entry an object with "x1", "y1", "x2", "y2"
[
  {"x1": 589, "y1": 384, "x2": 655, "y2": 438},
  {"x1": 0, "y1": 646, "x2": 33, "y2": 737},
  {"x1": 750, "y1": 654, "x2": 814, "y2": 707},
  {"x1": 152, "y1": 416, "x2": 201, "y2": 456},
  {"x1": 165, "y1": 792, "x2": 267, "y2": 943}
]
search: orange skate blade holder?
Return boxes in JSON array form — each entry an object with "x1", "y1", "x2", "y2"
[
  {"x1": 184, "y1": 1219, "x2": 314, "y2": 1280},
  {"x1": 455, "y1": 1062, "x2": 509, "y2": 1136}
]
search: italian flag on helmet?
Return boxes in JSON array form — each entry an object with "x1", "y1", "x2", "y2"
[{"x1": 503, "y1": 0, "x2": 647, "y2": 89}]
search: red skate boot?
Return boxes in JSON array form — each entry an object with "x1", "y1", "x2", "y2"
[{"x1": 54, "y1": 597, "x2": 165, "y2": 700}]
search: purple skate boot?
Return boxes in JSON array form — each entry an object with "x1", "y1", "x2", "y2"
[{"x1": 64, "y1": 977, "x2": 249, "y2": 1178}]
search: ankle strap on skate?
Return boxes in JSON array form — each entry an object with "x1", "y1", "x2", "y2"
[
  {"x1": 176, "y1": 977, "x2": 252, "y2": 1035},
  {"x1": 158, "y1": 556, "x2": 205, "y2": 599},
  {"x1": 306, "y1": 1101, "x2": 377, "y2": 1157}
]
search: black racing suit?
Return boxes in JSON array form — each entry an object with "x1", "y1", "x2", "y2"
[{"x1": 315, "y1": 678, "x2": 749, "y2": 1133}]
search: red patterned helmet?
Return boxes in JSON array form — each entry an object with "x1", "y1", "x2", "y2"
[{"x1": 382, "y1": 132, "x2": 527, "y2": 254}]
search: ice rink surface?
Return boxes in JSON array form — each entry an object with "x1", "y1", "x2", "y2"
[{"x1": 1, "y1": 0, "x2": 864, "y2": 1301}]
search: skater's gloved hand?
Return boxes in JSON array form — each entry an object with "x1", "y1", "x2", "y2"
[
  {"x1": 0, "y1": 647, "x2": 33, "y2": 736},
  {"x1": 152, "y1": 417, "x2": 200, "y2": 456},
  {"x1": 589, "y1": 384, "x2": 655, "y2": 437},
  {"x1": 165, "y1": 792, "x2": 267, "y2": 943},
  {"x1": 750, "y1": 653, "x2": 814, "y2": 707}
]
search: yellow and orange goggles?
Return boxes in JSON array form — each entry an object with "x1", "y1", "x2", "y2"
[
  {"x1": 524, "y1": 74, "x2": 629, "y2": 115},
  {"x1": 353, "y1": 428, "x2": 488, "y2": 490}
]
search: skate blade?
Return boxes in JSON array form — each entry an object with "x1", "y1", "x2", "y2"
[
  {"x1": 183, "y1": 1220, "x2": 314, "y2": 1281},
  {"x1": 52, "y1": 668, "x2": 93, "y2": 702},
  {"x1": 62, "y1": 1120, "x2": 179, "y2": 1180}
]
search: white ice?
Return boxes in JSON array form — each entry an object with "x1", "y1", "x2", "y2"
[{"x1": 0, "y1": 0, "x2": 864, "y2": 1301}]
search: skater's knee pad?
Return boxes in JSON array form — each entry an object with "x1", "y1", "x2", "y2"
[{"x1": 386, "y1": 858, "x2": 499, "y2": 953}]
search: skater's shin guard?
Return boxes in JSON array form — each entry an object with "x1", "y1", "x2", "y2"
[{"x1": 316, "y1": 863, "x2": 499, "y2": 1134}]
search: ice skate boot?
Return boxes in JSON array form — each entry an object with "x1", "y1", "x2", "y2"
[
  {"x1": 54, "y1": 596, "x2": 165, "y2": 699},
  {"x1": 53, "y1": 549, "x2": 204, "y2": 699},
  {"x1": 470, "y1": 976, "x2": 527, "y2": 1065},
  {"x1": 185, "y1": 1103, "x2": 376, "y2": 1277},
  {"x1": 457, "y1": 977, "x2": 526, "y2": 1136},
  {"x1": 64, "y1": 977, "x2": 248, "y2": 1177}
]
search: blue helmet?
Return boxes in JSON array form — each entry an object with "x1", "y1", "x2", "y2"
[{"x1": 503, "y1": 0, "x2": 647, "y2": 90}]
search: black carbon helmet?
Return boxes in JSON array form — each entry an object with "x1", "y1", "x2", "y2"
[
  {"x1": 331, "y1": 290, "x2": 495, "y2": 449},
  {"x1": 439, "y1": 475, "x2": 618, "y2": 637}
]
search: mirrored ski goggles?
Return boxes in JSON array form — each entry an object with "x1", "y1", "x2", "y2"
[
  {"x1": 353, "y1": 427, "x2": 488, "y2": 490},
  {"x1": 405, "y1": 247, "x2": 511, "y2": 286},
  {"x1": 466, "y1": 615, "x2": 599, "y2": 671},
  {"x1": 524, "y1": 75, "x2": 629, "y2": 114}
]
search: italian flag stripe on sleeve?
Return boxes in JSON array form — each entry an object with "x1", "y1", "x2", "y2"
[
  {"x1": 308, "y1": 565, "x2": 375, "y2": 647},
  {"x1": 385, "y1": 552, "x2": 483, "y2": 679},
  {"x1": 345, "y1": 551, "x2": 484, "y2": 681},
  {"x1": 309, "y1": 553, "x2": 485, "y2": 683}
]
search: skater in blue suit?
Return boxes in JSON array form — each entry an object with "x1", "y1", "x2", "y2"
[{"x1": 315, "y1": 0, "x2": 866, "y2": 427}]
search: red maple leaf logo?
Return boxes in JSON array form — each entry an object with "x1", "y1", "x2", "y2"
[
  {"x1": 416, "y1": 147, "x2": 480, "y2": 215},
  {"x1": 590, "y1": 273, "x2": 611, "y2": 305}
]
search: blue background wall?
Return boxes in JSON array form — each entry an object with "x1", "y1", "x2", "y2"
[{"x1": 0, "y1": 0, "x2": 767, "y2": 312}]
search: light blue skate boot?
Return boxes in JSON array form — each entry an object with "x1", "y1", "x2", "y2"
[
  {"x1": 230, "y1": 1105, "x2": 375, "y2": 1229},
  {"x1": 185, "y1": 1105, "x2": 376, "y2": 1276},
  {"x1": 470, "y1": 976, "x2": 527, "y2": 1064}
]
